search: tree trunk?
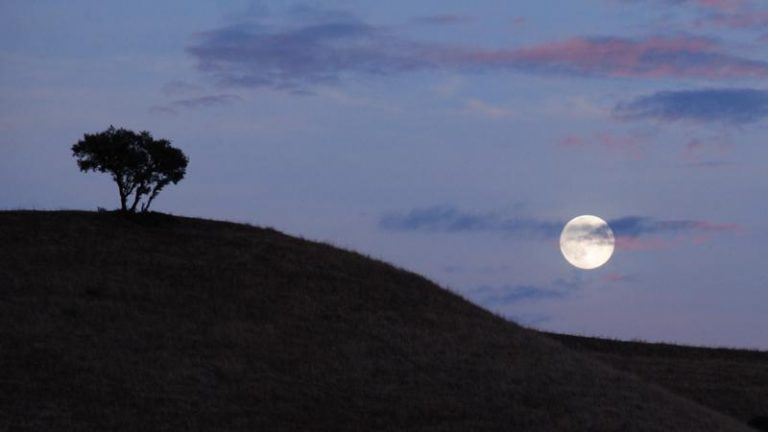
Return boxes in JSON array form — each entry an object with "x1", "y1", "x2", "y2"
[
  {"x1": 129, "y1": 187, "x2": 143, "y2": 213},
  {"x1": 117, "y1": 181, "x2": 127, "y2": 212},
  {"x1": 142, "y1": 188, "x2": 160, "y2": 212}
]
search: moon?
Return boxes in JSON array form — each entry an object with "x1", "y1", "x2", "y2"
[{"x1": 560, "y1": 215, "x2": 615, "y2": 270}]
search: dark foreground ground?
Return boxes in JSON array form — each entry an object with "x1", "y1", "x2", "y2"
[
  {"x1": 0, "y1": 211, "x2": 764, "y2": 431},
  {"x1": 548, "y1": 332, "x2": 768, "y2": 429}
]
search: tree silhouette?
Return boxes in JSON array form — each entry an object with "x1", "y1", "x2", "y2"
[{"x1": 72, "y1": 126, "x2": 188, "y2": 212}]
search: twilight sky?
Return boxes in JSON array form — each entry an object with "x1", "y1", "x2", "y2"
[{"x1": 2, "y1": 0, "x2": 767, "y2": 348}]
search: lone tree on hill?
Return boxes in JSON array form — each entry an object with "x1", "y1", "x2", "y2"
[{"x1": 72, "y1": 126, "x2": 188, "y2": 212}]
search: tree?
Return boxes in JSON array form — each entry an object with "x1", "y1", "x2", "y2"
[{"x1": 72, "y1": 126, "x2": 188, "y2": 212}]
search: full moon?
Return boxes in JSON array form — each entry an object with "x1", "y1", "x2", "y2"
[{"x1": 560, "y1": 215, "x2": 615, "y2": 270}]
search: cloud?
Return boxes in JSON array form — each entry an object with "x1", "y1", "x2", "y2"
[
  {"x1": 286, "y1": 4, "x2": 360, "y2": 23},
  {"x1": 614, "y1": 236, "x2": 671, "y2": 251},
  {"x1": 475, "y1": 285, "x2": 566, "y2": 304},
  {"x1": 186, "y1": 10, "x2": 768, "y2": 92},
  {"x1": 603, "y1": 273, "x2": 635, "y2": 283},
  {"x1": 466, "y1": 279, "x2": 576, "y2": 308},
  {"x1": 380, "y1": 206, "x2": 741, "y2": 249},
  {"x1": 161, "y1": 80, "x2": 203, "y2": 97},
  {"x1": 379, "y1": 206, "x2": 562, "y2": 239},
  {"x1": 558, "y1": 131, "x2": 648, "y2": 160},
  {"x1": 610, "y1": 215, "x2": 741, "y2": 236},
  {"x1": 685, "y1": 160, "x2": 736, "y2": 168},
  {"x1": 170, "y1": 94, "x2": 242, "y2": 109},
  {"x1": 616, "y1": 0, "x2": 746, "y2": 11},
  {"x1": 610, "y1": 216, "x2": 741, "y2": 249},
  {"x1": 149, "y1": 94, "x2": 242, "y2": 115},
  {"x1": 413, "y1": 14, "x2": 470, "y2": 25},
  {"x1": 148, "y1": 106, "x2": 178, "y2": 116},
  {"x1": 505, "y1": 36, "x2": 768, "y2": 79},
  {"x1": 614, "y1": 88, "x2": 768, "y2": 124},
  {"x1": 696, "y1": 9, "x2": 768, "y2": 29},
  {"x1": 693, "y1": 0, "x2": 747, "y2": 9},
  {"x1": 619, "y1": 0, "x2": 768, "y2": 30},
  {"x1": 464, "y1": 99, "x2": 515, "y2": 118},
  {"x1": 682, "y1": 135, "x2": 732, "y2": 164},
  {"x1": 187, "y1": 19, "x2": 435, "y2": 92}
]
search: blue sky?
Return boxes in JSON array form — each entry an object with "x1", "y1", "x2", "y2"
[{"x1": 2, "y1": 0, "x2": 768, "y2": 348}]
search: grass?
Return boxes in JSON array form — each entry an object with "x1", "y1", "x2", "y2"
[
  {"x1": 0, "y1": 210, "x2": 762, "y2": 431},
  {"x1": 547, "y1": 332, "x2": 768, "y2": 429}
]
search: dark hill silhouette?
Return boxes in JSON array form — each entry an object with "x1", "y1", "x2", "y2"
[
  {"x1": 0, "y1": 211, "x2": 757, "y2": 431},
  {"x1": 549, "y1": 333, "x2": 768, "y2": 429}
]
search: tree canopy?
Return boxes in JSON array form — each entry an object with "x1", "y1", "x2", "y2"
[{"x1": 72, "y1": 126, "x2": 188, "y2": 212}]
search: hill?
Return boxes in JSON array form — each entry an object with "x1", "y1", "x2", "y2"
[
  {"x1": 0, "y1": 210, "x2": 758, "y2": 431},
  {"x1": 548, "y1": 333, "x2": 768, "y2": 429}
]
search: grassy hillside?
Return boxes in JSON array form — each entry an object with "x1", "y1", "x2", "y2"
[
  {"x1": 0, "y1": 211, "x2": 758, "y2": 431},
  {"x1": 548, "y1": 333, "x2": 768, "y2": 429}
]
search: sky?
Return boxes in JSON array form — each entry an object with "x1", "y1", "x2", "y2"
[{"x1": 2, "y1": 0, "x2": 768, "y2": 348}]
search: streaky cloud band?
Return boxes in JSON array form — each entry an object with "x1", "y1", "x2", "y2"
[
  {"x1": 186, "y1": 10, "x2": 768, "y2": 92},
  {"x1": 614, "y1": 88, "x2": 768, "y2": 124},
  {"x1": 380, "y1": 206, "x2": 741, "y2": 243}
]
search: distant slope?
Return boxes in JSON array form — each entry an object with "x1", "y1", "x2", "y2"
[
  {"x1": 0, "y1": 211, "x2": 753, "y2": 431},
  {"x1": 548, "y1": 332, "x2": 768, "y2": 428}
]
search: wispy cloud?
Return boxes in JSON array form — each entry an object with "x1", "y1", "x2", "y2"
[
  {"x1": 150, "y1": 94, "x2": 242, "y2": 115},
  {"x1": 379, "y1": 206, "x2": 561, "y2": 239},
  {"x1": 170, "y1": 94, "x2": 242, "y2": 109},
  {"x1": 187, "y1": 20, "x2": 434, "y2": 92},
  {"x1": 682, "y1": 135, "x2": 732, "y2": 164},
  {"x1": 186, "y1": 10, "x2": 768, "y2": 92},
  {"x1": 616, "y1": 0, "x2": 746, "y2": 11},
  {"x1": 603, "y1": 273, "x2": 636, "y2": 283},
  {"x1": 558, "y1": 131, "x2": 648, "y2": 160},
  {"x1": 512, "y1": 16, "x2": 527, "y2": 27},
  {"x1": 477, "y1": 284, "x2": 567, "y2": 304},
  {"x1": 614, "y1": 88, "x2": 768, "y2": 124},
  {"x1": 466, "y1": 279, "x2": 576, "y2": 308},
  {"x1": 698, "y1": 9, "x2": 768, "y2": 29},
  {"x1": 464, "y1": 99, "x2": 516, "y2": 118},
  {"x1": 619, "y1": 0, "x2": 768, "y2": 30},
  {"x1": 413, "y1": 14, "x2": 471, "y2": 25},
  {"x1": 161, "y1": 80, "x2": 203, "y2": 97},
  {"x1": 380, "y1": 206, "x2": 741, "y2": 249},
  {"x1": 610, "y1": 216, "x2": 741, "y2": 237},
  {"x1": 148, "y1": 105, "x2": 178, "y2": 116},
  {"x1": 691, "y1": 0, "x2": 746, "y2": 10},
  {"x1": 612, "y1": 216, "x2": 741, "y2": 249},
  {"x1": 502, "y1": 35, "x2": 767, "y2": 79}
]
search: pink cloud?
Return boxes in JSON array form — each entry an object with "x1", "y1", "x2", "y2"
[
  {"x1": 690, "y1": 220, "x2": 743, "y2": 233},
  {"x1": 558, "y1": 135, "x2": 586, "y2": 147},
  {"x1": 414, "y1": 14, "x2": 471, "y2": 25},
  {"x1": 687, "y1": 222, "x2": 743, "y2": 245},
  {"x1": 615, "y1": 236, "x2": 670, "y2": 251},
  {"x1": 499, "y1": 36, "x2": 768, "y2": 79},
  {"x1": 685, "y1": 221, "x2": 743, "y2": 245},
  {"x1": 465, "y1": 99, "x2": 515, "y2": 118},
  {"x1": 558, "y1": 132, "x2": 647, "y2": 159},
  {"x1": 614, "y1": 219, "x2": 742, "y2": 251},
  {"x1": 684, "y1": 0, "x2": 768, "y2": 29},
  {"x1": 596, "y1": 132, "x2": 645, "y2": 159},
  {"x1": 190, "y1": 20, "x2": 768, "y2": 92},
  {"x1": 514, "y1": 36, "x2": 711, "y2": 63},
  {"x1": 682, "y1": 136, "x2": 732, "y2": 164},
  {"x1": 603, "y1": 273, "x2": 633, "y2": 283},
  {"x1": 699, "y1": 10, "x2": 768, "y2": 28},
  {"x1": 620, "y1": 0, "x2": 747, "y2": 11},
  {"x1": 695, "y1": 0, "x2": 747, "y2": 10}
]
